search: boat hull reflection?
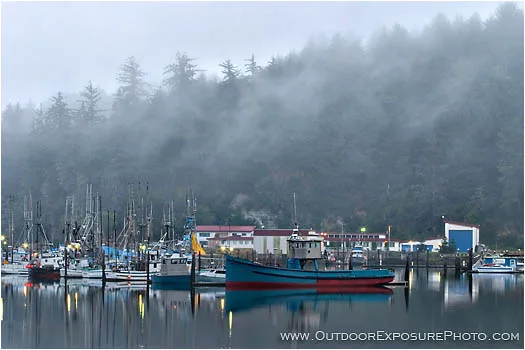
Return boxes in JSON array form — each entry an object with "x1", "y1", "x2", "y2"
[{"x1": 225, "y1": 286, "x2": 393, "y2": 313}]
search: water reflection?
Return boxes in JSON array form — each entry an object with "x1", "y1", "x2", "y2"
[
  {"x1": 1, "y1": 271, "x2": 523, "y2": 348},
  {"x1": 226, "y1": 287, "x2": 393, "y2": 334}
]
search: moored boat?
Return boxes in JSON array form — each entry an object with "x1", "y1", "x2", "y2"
[
  {"x1": 472, "y1": 256, "x2": 519, "y2": 274},
  {"x1": 1, "y1": 262, "x2": 29, "y2": 276},
  {"x1": 197, "y1": 268, "x2": 226, "y2": 283},
  {"x1": 27, "y1": 251, "x2": 63, "y2": 281},
  {"x1": 350, "y1": 246, "x2": 366, "y2": 265},
  {"x1": 151, "y1": 253, "x2": 190, "y2": 285},
  {"x1": 226, "y1": 226, "x2": 395, "y2": 289}
]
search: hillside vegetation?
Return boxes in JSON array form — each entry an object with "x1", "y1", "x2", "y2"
[{"x1": 2, "y1": 3, "x2": 523, "y2": 248}]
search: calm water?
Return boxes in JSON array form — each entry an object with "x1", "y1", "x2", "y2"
[{"x1": 1, "y1": 270, "x2": 523, "y2": 349}]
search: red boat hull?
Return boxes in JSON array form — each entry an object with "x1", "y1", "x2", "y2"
[{"x1": 226, "y1": 276, "x2": 395, "y2": 290}]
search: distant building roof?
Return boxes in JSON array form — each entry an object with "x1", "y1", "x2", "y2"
[
  {"x1": 325, "y1": 237, "x2": 391, "y2": 242},
  {"x1": 254, "y1": 229, "x2": 314, "y2": 237},
  {"x1": 208, "y1": 236, "x2": 253, "y2": 241},
  {"x1": 444, "y1": 220, "x2": 480, "y2": 228},
  {"x1": 196, "y1": 225, "x2": 255, "y2": 232}
]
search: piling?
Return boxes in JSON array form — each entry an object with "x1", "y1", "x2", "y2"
[
  {"x1": 198, "y1": 252, "x2": 201, "y2": 272},
  {"x1": 468, "y1": 249, "x2": 473, "y2": 271},
  {"x1": 145, "y1": 250, "x2": 150, "y2": 288},
  {"x1": 426, "y1": 250, "x2": 429, "y2": 268},
  {"x1": 102, "y1": 251, "x2": 106, "y2": 286},
  {"x1": 63, "y1": 245, "x2": 68, "y2": 281},
  {"x1": 404, "y1": 256, "x2": 410, "y2": 282},
  {"x1": 348, "y1": 255, "x2": 353, "y2": 270},
  {"x1": 455, "y1": 256, "x2": 461, "y2": 275},
  {"x1": 190, "y1": 252, "x2": 196, "y2": 287}
]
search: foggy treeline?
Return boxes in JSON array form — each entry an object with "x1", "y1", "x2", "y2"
[{"x1": 2, "y1": 3, "x2": 523, "y2": 248}]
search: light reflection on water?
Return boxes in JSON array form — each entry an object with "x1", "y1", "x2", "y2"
[{"x1": 1, "y1": 270, "x2": 523, "y2": 348}]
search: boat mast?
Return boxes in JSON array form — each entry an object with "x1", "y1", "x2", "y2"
[
  {"x1": 24, "y1": 194, "x2": 34, "y2": 258},
  {"x1": 8, "y1": 195, "x2": 15, "y2": 263},
  {"x1": 292, "y1": 192, "x2": 298, "y2": 233}
]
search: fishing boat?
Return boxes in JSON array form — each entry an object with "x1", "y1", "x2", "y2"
[
  {"x1": 472, "y1": 256, "x2": 519, "y2": 274},
  {"x1": 350, "y1": 246, "x2": 366, "y2": 265},
  {"x1": 1, "y1": 261, "x2": 29, "y2": 276},
  {"x1": 151, "y1": 190, "x2": 206, "y2": 287},
  {"x1": 150, "y1": 253, "x2": 191, "y2": 285},
  {"x1": 60, "y1": 257, "x2": 89, "y2": 278},
  {"x1": 27, "y1": 251, "x2": 63, "y2": 281},
  {"x1": 226, "y1": 225, "x2": 395, "y2": 289}
]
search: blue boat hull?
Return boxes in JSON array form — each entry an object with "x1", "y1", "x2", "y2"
[
  {"x1": 226, "y1": 255, "x2": 395, "y2": 289},
  {"x1": 151, "y1": 274, "x2": 191, "y2": 285}
]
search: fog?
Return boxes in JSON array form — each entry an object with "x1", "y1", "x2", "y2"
[
  {"x1": 1, "y1": 1, "x2": 503, "y2": 107},
  {"x1": 1, "y1": 2, "x2": 523, "y2": 248}
]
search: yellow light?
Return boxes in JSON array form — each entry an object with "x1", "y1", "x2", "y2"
[
  {"x1": 228, "y1": 311, "x2": 233, "y2": 337},
  {"x1": 67, "y1": 244, "x2": 72, "y2": 250},
  {"x1": 220, "y1": 246, "x2": 226, "y2": 252},
  {"x1": 23, "y1": 286, "x2": 27, "y2": 297},
  {"x1": 138, "y1": 294, "x2": 144, "y2": 319},
  {"x1": 22, "y1": 243, "x2": 29, "y2": 249},
  {"x1": 67, "y1": 293, "x2": 71, "y2": 313},
  {"x1": 220, "y1": 298, "x2": 225, "y2": 311},
  {"x1": 229, "y1": 247, "x2": 234, "y2": 252},
  {"x1": 74, "y1": 292, "x2": 78, "y2": 310}
]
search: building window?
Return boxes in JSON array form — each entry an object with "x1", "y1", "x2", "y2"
[{"x1": 199, "y1": 232, "x2": 211, "y2": 238}]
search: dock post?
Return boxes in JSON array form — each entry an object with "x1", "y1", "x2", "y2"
[
  {"x1": 348, "y1": 254, "x2": 353, "y2": 270},
  {"x1": 443, "y1": 258, "x2": 447, "y2": 278},
  {"x1": 145, "y1": 250, "x2": 150, "y2": 289},
  {"x1": 102, "y1": 250, "x2": 106, "y2": 286},
  {"x1": 63, "y1": 244, "x2": 68, "y2": 281},
  {"x1": 191, "y1": 252, "x2": 196, "y2": 288},
  {"x1": 455, "y1": 256, "x2": 461, "y2": 275},
  {"x1": 426, "y1": 250, "x2": 429, "y2": 269},
  {"x1": 198, "y1": 252, "x2": 201, "y2": 273},
  {"x1": 404, "y1": 256, "x2": 410, "y2": 282},
  {"x1": 468, "y1": 249, "x2": 473, "y2": 271}
]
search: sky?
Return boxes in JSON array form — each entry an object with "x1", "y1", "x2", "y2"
[{"x1": 0, "y1": 1, "x2": 508, "y2": 108}]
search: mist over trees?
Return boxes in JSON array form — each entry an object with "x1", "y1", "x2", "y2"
[{"x1": 2, "y1": 3, "x2": 523, "y2": 248}]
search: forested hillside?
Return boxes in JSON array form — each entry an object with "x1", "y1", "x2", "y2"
[{"x1": 2, "y1": 3, "x2": 523, "y2": 248}]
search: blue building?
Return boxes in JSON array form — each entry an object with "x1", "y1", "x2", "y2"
[{"x1": 444, "y1": 220, "x2": 480, "y2": 253}]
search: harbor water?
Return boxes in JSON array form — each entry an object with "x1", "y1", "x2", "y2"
[{"x1": 1, "y1": 269, "x2": 523, "y2": 348}]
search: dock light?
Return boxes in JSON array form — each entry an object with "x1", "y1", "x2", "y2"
[
  {"x1": 22, "y1": 243, "x2": 29, "y2": 249},
  {"x1": 229, "y1": 247, "x2": 234, "y2": 252},
  {"x1": 360, "y1": 227, "x2": 366, "y2": 233},
  {"x1": 220, "y1": 246, "x2": 226, "y2": 252},
  {"x1": 1, "y1": 235, "x2": 5, "y2": 242},
  {"x1": 140, "y1": 244, "x2": 146, "y2": 251}
]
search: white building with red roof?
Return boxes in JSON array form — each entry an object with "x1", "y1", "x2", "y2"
[{"x1": 195, "y1": 225, "x2": 255, "y2": 249}]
